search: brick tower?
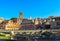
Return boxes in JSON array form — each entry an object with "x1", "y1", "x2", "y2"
[{"x1": 17, "y1": 12, "x2": 23, "y2": 25}]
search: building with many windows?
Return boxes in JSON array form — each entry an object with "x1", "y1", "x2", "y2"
[
  {"x1": 50, "y1": 17, "x2": 60, "y2": 29},
  {"x1": 5, "y1": 12, "x2": 23, "y2": 31}
]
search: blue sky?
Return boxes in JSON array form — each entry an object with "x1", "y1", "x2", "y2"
[{"x1": 0, "y1": 0, "x2": 60, "y2": 19}]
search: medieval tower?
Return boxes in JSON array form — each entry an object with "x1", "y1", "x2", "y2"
[
  {"x1": 19, "y1": 12, "x2": 23, "y2": 20},
  {"x1": 17, "y1": 12, "x2": 23, "y2": 25}
]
